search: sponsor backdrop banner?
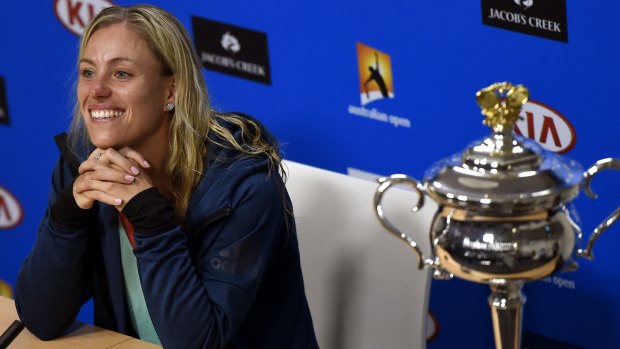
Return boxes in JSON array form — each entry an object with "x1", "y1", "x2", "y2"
[{"x1": 0, "y1": 1, "x2": 618, "y2": 348}]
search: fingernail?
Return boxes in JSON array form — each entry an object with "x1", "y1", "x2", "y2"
[
  {"x1": 143, "y1": 160, "x2": 151, "y2": 168},
  {"x1": 114, "y1": 198, "x2": 123, "y2": 205},
  {"x1": 125, "y1": 175, "x2": 135, "y2": 182},
  {"x1": 131, "y1": 166, "x2": 140, "y2": 175}
]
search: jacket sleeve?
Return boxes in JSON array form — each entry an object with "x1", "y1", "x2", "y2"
[
  {"x1": 14, "y1": 160, "x2": 93, "y2": 340},
  {"x1": 132, "y1": 171, "x2": 286, "y2": 349}
]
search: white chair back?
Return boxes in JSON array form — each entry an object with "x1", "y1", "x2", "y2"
[{"x1": 285, "y1": 160, "x2": 436, "y2": 349}]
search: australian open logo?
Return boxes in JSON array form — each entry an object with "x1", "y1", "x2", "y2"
[
  {"x1": 347, "y1": 42, "x2": 411, "y2": 129},
  {"x1": 356, "y1": 43, "x2": 394, "y2": 106},
  {"x1": 0, "y1": 280, "x2": 12, "y2": 298}
]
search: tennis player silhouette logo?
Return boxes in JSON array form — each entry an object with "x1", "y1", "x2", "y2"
[
  {"x1": 365, "y1": 52, "x2": 389, "y2": 99},
  {"x1": 357, "y1": 43, "x2": 394, "y2": 105}
]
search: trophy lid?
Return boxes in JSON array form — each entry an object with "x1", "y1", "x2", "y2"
[{"x1": 423, "y1": 82, "x2": 583, "y2": 214}]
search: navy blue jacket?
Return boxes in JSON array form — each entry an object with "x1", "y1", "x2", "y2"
[{"x1": 15, "y1": 117, "x2": 318, "y2": 349}]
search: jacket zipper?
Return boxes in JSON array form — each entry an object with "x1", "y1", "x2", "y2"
[{"x1": 189, "y1": 206, "x2": 232, "y2": 239}]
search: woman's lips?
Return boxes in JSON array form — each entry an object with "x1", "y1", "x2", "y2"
[{"x1": 90, "y1": 109, "x2": 125, "y2": 119}]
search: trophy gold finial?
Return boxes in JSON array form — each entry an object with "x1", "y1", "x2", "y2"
[{"x1": 476, "y1": 82, "x2": 529, "y2": 133}]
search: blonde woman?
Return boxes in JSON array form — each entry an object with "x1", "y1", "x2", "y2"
[{"x1": 15, "y1": 5, "x2": 318, "y2": 348}]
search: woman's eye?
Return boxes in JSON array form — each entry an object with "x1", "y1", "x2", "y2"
[
  {"x1": 115, "y1": 71, "x2": 131, "y2": 78},
  {"x1": 80, "y1": 69, "x2": 94, "y2": 78}
]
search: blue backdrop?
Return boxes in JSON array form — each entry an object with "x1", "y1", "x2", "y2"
[{"x1": 1, "y1": 1, "x2": 618, "y2": 348}]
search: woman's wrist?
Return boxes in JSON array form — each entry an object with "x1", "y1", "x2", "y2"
[
  {"x1": 122, "y1": 187, "x2": 177, "y2": 235},
  {"x1": 50, "y1": 184, "x2": 96, "y2": 231}
]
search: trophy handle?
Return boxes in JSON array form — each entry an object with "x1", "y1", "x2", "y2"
[
  {"x1": 577, "y1": 158, "x2": 620, "y2": 260},
  {"x1": 373, "y1": 174, "x2": 433, "y2": 270}
]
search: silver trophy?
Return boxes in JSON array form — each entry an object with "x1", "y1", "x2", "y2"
[{"x1": 373, "y1": 82, "x2": 620, "y2": 349}]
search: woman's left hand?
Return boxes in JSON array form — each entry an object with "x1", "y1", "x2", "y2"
[{"x1": 74, "y1": 147, "x2": 154, "y2": 211}]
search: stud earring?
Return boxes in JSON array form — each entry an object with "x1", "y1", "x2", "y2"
[{"x1": 166, "y1": 103, "x2": 175, "y2": 111}]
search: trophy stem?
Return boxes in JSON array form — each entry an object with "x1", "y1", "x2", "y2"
[{"x1": 488, "y1": 282, "x2": 526, "y2": 349}]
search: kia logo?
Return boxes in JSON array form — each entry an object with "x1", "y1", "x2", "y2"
[
  {"x1": 0, "y1": 185, "x2": 24, "y2": 230},
  {"x1": 514, "y1": 100, "x2": 576, "y2": 154},
  {"x1": 54, "y1": 0, "x2": 115, "y2": 36}
]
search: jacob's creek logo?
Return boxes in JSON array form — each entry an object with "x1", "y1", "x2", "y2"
[
  {"x1": 221, "y1": 32, "x2": 241, "y2": 54},
  {"x1": 0, "y1": 76, "x2": 8, "y2": 126},
  {"x1": 54, "y1": 0, "x2": 114, "y2": 36},
  {"x1": 192, "y1": 17, "x2": 271, "y2": 85},
  {"x1": 481, "y1": 0, "x2": 568, "y2": 42},
  {"x1": 515, "y1": 100, "x2": 576, "y2": 154},
  {"x1": 347, "y1": 43, "x2": 411, "y2": 128},
  {"x1": 0, "y1": 280, "x2": 12, "y2": 298},
  {"x1": 514, "y1": 0, "x2": 533, "y2": 10},
  {"x1": 0, "y1": 185, "x2": 24, "y2": 230}
]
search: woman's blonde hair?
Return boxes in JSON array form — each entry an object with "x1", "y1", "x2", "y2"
[{"x1": 69, "y1": 4, "x2": 284, "y2": 221}]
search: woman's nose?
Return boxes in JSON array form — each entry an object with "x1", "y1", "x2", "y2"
[{"x1": 89, "y1": 76, "x2": 111, "y2": 98}]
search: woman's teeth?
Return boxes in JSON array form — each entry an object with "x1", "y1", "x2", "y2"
[{"x1": 91, "y1": 110, "x2": 124, "y2": 119}]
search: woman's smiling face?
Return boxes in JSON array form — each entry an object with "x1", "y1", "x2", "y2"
[{"x1": 77, "y1": 23, "x2": 175, "y2": 151}]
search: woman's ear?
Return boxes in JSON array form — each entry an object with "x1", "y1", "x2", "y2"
[
  {"x1": 166, "y1": 76, "x2": 176, "y2": 105},
  {"x1": 168, "y1": 75, "x2": 177, "y2": 103},
  {"x1": 163, "y1": 77, "x2": 176, "y2": 112}
]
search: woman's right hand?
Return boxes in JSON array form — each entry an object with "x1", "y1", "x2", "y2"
[{"x1": 72, "y1": 147, "x2": 151, "y2": 209}]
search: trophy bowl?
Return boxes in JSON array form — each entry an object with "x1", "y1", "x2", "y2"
[{"x1": 373, "y1": 82, "x2": 620, "y2": 349}]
